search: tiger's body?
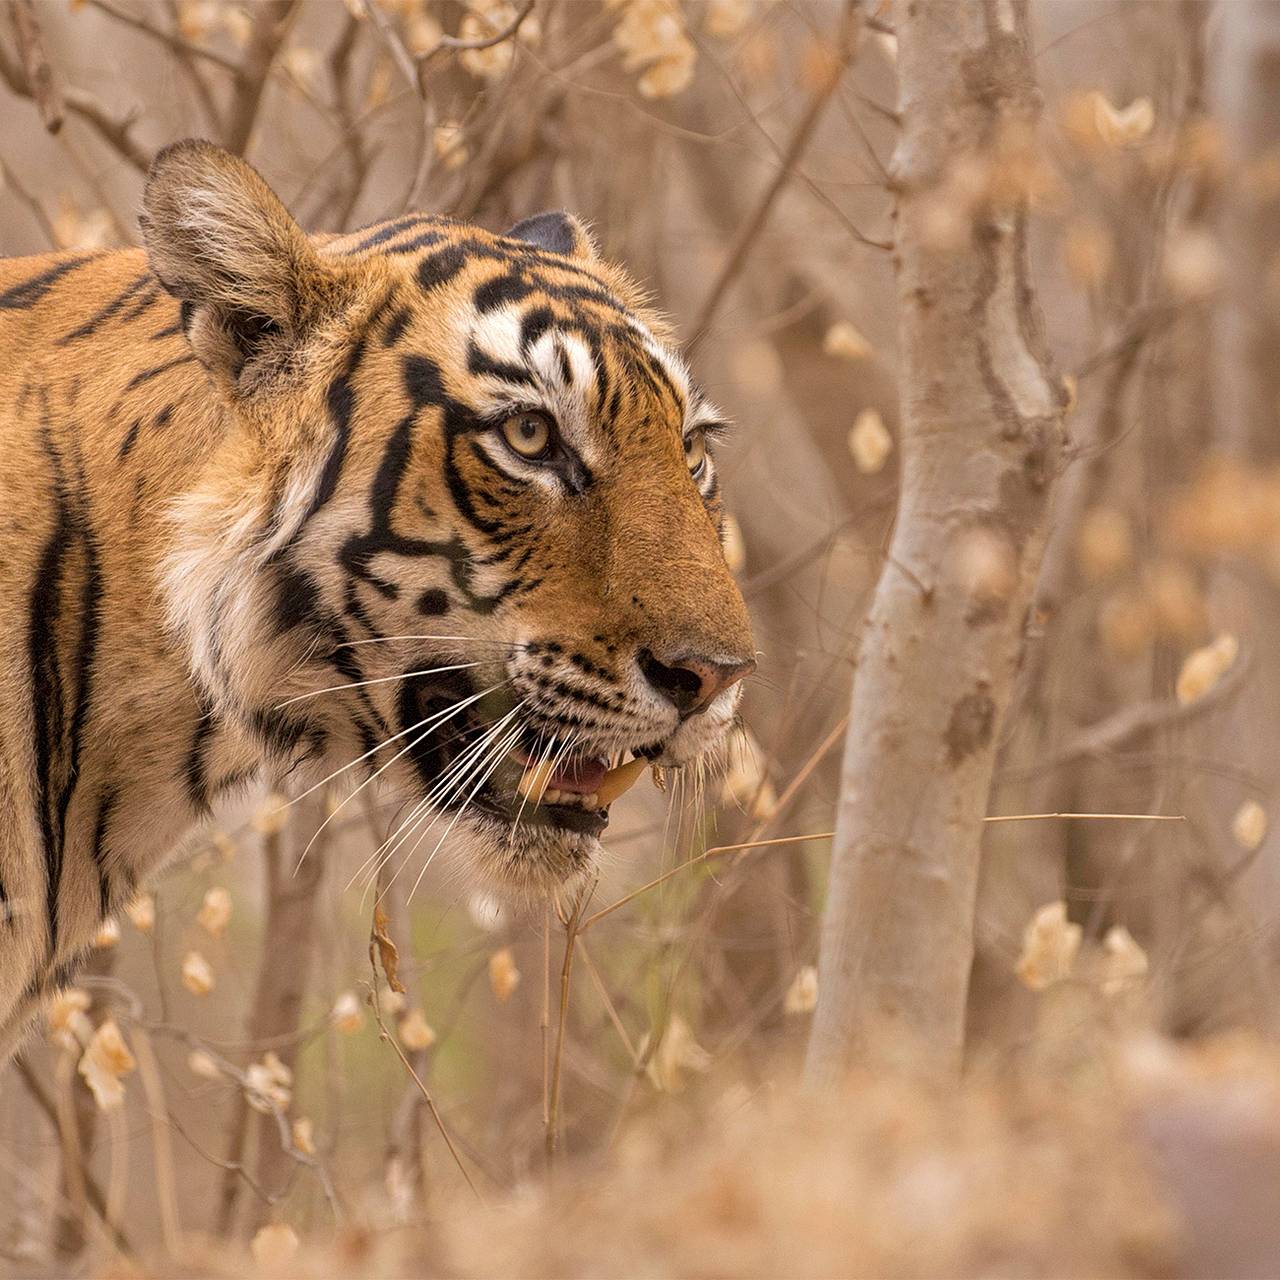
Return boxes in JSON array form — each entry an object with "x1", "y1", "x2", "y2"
[{"x1": 0, "y1": 141, "x2": 753, "y2": 1062}]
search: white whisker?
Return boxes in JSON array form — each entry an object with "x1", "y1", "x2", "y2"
[{"x1": 275, "y1": 661, "x2": 483, "y2": 708}]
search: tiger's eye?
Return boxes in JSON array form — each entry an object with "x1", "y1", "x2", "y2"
[
  {"x1": 501, "y1": 411, "x2": 553, "y2": 459},
  {"x1": 684, "y1": 430, "x2": 707, "y2": 474}
]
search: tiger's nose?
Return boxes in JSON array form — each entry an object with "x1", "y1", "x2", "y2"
[{"x1": 638, "y1": 649, "x2": 756, "y2": 717}]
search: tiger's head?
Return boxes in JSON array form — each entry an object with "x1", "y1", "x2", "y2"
[{"x1": 143, "y1": 140, "x2": 754, "y2": 897}]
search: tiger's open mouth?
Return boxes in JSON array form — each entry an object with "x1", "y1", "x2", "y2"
[{"x1": 499, "y1": 745, "x2": 652, "y2": 836}]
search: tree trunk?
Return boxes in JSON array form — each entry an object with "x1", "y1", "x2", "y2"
[{"x1": 805, "y1": 0, "x2": 1065, "y2": 1083}]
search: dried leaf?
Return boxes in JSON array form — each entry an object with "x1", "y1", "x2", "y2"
[
  {"x1": 784, "y1": 966, "x2": 818, "y2": 1015},
  {"x1": 48, "y1": 988, "x2": 92, "y2": 1050},
  {"x1": 124, "y1": 893, "x2": 155, "y2": 934},
  {"x1": 250, "y1": 1223, "x2": 300, "y2": 1272},
  {"x1": 77, "y1": 1019, "x2": 136, "y2": 1111},
  {"x1": 333, "y1": 991, "x2": 365, "y2": 1034},
  {"x1": 1232, "y1": 799, "x2": 1268, "y2": 852},
  {"x1": 245, "y1": 1052, "x2": 293, "y2": 1113},
  {"x1": 848, "y1": 409, "x2": 893, "y2": 475},
  {"x1": 1015, "y1": 902, "x2": 1081, "y2": 991},
  {"x1": 1175, "y1": 633, "x2": 1238, "y2": 705},
  {"x1": 292, "y1": 1116, "x2": 316, "y2": 1155},
  {"x1": 181, "y1": 950, "x2": 215, "y2": 996},
  {"x1": 1101, "y1": 926, "x2": 1149, "y2": 997},
  {"x1": 1092, "y1": 93, "x2": 1155, "y2": 147},
  {"x1": 371, "y1": 904, "x2": 405, "y2": 994},
  {"x1": 399, "y1": 1007, "x2": 437, "y2": 1051},
  {"x1": 489, "y1": 947, "x2": 521, "y2": 1002},
  {"x1": 644, "y1": 1014, "x2": 712, "y2": 1092},
  {"x1": 93, "y1": 918, "x2": 120, "y2": 949},
  {"x1": 188, "y1": 1049, "x2": 221, "y2": 1080},
  {"x1": 198, "y1": 886, "x2": 232, "y2": 939},
  {"x1": 822, "y1": 320, "x2": 872, "y2": 362}
]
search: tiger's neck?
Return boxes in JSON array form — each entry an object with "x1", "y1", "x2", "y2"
[{"x1": 0, "y1": 249, "x2": 264, "y2": 998}]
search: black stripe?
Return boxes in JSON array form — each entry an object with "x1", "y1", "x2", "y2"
[
  {"x1": 467, "y1": 342, "x2": 536, "y2": 388},
  {"x1": 184, "y1": 707, "x2": 217, "y2": 815},
  {"x1": 382, "y1": 307, "x2": 412, "y2": 347},
  {"x1": 122, "y1": 353, "x2": 197, "y2": 391},
  {"x1": 0, "y1": 256, "x2": 94, "y2": 310},
  {"x1": 417, "y1": 244, "x2": 468, "y2": 291},
  {"x1": 120, "y1": 284, "x2": 162, "y2": 322},
  {"x1": 55, "y1": 272, "x2": 151, "y2": 345},
  {"x1": 340, "y1": 214, "x2": 436, "y2": 255},
  {"x1": 118, "y1": 417, "x2": 142, "y2": 460},
  {"x1": 474, "y1": 273, "x2": 533, "y2": 313},
  {"x1": 89, "y1": 788, "x2": 117, "y2": 920},
  {"x1": 28, "y1": 441, "x2": 71, "y2": 955}
]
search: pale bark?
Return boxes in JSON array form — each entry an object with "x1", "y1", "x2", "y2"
[{"x1": 805, "y1": 0, "x2": 1064, "y2": 1082}]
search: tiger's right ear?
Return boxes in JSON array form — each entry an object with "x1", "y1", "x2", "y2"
[{"x1": 141, "y1": 139, "x2": 347, "y2": 393}]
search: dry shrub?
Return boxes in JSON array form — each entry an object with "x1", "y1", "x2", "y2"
[{"x1": 447, "y1": 1052, "x2": 1180, "y2": 1278}]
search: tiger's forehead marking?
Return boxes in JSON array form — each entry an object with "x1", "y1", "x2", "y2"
[{"x1": 329, "y1": 213, "x2": 718, "y2": 444}]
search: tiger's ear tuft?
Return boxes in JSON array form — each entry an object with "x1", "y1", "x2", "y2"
[
  {"x1": 141, "y1": 139, "x2": 344, "y2": 389},
  {"x1": 504, "y1": 211, "x2": 598, "y2": 261}
]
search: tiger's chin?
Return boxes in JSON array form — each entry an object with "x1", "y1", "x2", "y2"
[{"x1": 445, "y1": 808, "x2": 606, "y2": 904}]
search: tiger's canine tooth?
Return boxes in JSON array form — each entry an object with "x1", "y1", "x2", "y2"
[
  {"x1": 516, "y1": 758, "x2": 557, "y2": 803},
  {"x1": 595, "y1": 757, "x2": 648, "y2": 806}
]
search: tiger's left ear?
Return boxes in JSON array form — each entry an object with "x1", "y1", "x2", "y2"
[
  {"x1": 141, "y1": 138, "x2": 351, "y2": 395},
  {"x1": 504, "y1": 211, "x2": 598, "y2": 261}
]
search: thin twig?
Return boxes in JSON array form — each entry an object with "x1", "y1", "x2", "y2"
[
  {"x1": 584, "y1": 813, "x2": 1186, "y2": 931},
  {"x1": 0, "y1": 34, "x2": 151, "y2": 171},
  {"x1": 87, "y1": 0, "x2": 241, "y2": 73},
  {"x1": 12, "y1": 1058, "x2": 134, "y2": 1256},
  {"x1": 11, "y1": 0, "x2": 64, "y2": 132},
  {"x1": 367, "y1": 943, "x2": 481, "y2": 1202},
  {"x1": 0, "y1": 152, "x2": 57, "y2": 245},
  {"x1": 686, "y1": 0, "x2": 872, "y2": 353},
  {"x1": 431, "y1": 0, "x2": 535, "y2": 55},
  {"x1": 545, "y1": 878, "x2": 595, "y2": 1170}
]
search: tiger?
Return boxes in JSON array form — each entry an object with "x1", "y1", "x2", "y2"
[{"x1": 0, "y1": 138, "x2": 754, "y2": 1062}]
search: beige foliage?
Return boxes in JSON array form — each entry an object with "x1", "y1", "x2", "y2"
[
  {"x1": 489, "y1": 947, "x2": 521, "y2": 1002},
  {"x1": 197, "y1": 885, "x2": 232, "y2": 938},
  {"x1": 77, "y1": 1019, "x2": 137, "y2": 1111},
  {"x1": 1175, "y1": 633, "x2": 1239, "y2": 705},
  {"x1": 181, "y1": 949, "x2": 216, "y2": 996},
  {"x1": 784, "y1": 966, "x2": 819, "y2": 1015},
  {"x1": 847, "y1": 409, "x2": 893, "y2": 475},
  {"x1": 250, "y1": 1223, "x2": 300, "y2": 1272},
  {"x1": 1231, "y1": 799, "x2": 1268, "y2": 852},
  {"x1": 1015, "y1": 902, "x2": 1082, "y2": 991}
]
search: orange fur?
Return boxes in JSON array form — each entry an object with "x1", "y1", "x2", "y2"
[{"x1": 0, "y1": 140, "x2": 752, "y2": 1060}]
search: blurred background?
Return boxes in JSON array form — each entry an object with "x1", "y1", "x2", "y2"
[{"x1": 3, "y1": 0, "x2": 1280, "y2": 1275}]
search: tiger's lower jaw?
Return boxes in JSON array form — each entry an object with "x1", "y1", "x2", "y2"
[{"x1": 453, "y1": 805, "x2": 606, "y2": 901}]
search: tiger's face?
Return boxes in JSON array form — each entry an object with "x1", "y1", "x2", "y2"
[{"x1": 145, "y1": 141, "x2": 754, "y2": 897}]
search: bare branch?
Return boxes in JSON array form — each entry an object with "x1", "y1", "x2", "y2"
[
  {"x1": 223, "y1": 0, "x2": 299, "y2": 156},
  {"x1": 687, "y1": 1, "x2": 871, "y2": 353},
  {"x1": 11, "y1": 0, "x2": 64, "y2": 133},
  {"x1": 432, "y1": 0, "x2": 536, "y2": 55},
  {"x1": 86, "y1": 0, "x2": 241, "y2": 74},
  {"x1": 0, "y1": 37, "x2": 151, "y2": 171}
]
